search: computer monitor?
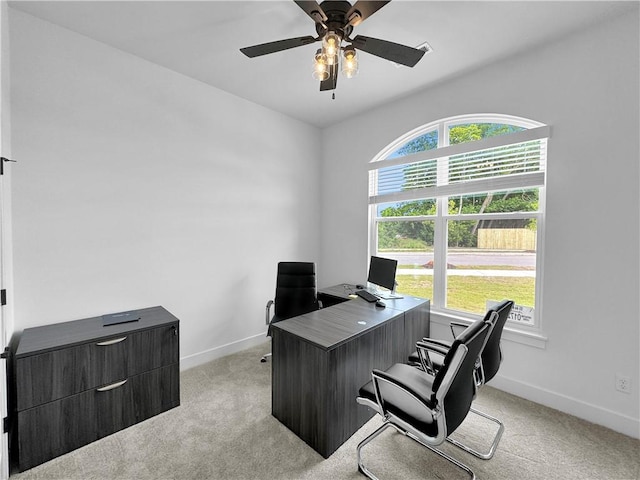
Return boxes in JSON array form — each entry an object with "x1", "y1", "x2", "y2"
[{"x1": 367, "y1": 256, "x2": 398, "y2": 292}]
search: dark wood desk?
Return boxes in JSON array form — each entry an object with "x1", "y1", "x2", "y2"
[{"x1": 271, "y1": 284, "x2": 430, "y2": 458}]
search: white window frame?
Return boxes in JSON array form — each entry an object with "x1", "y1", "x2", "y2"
[{"x1": 368, "y1": 114, "x2": 549, "y2": 347}]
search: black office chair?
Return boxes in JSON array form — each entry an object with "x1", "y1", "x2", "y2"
[
  {"x1": 356, "y1": 317, "x2": 492, "y2": 480},
  {"x1": 407, "y1": 299, "x2": 514, "y2": 459},
  {"x1": 261, "y1": 262, "x2": 321, "y2": 363}
]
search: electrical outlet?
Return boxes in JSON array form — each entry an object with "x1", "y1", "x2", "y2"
[{"x1": 615, "y1": 374, "x2": 631, "y2": 394}]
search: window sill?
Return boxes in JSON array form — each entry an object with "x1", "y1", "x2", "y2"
[{"x1": 429, "y1": 308, "x2": 548, "y2": 349}]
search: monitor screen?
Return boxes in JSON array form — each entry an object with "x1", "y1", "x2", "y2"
[{"x1": 367, "y1": 256, "x2": 398, "y2": 292}]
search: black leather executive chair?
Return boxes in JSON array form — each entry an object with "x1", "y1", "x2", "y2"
[
  {"x1": 261, "y1": 262, "x2": 321, "y2": 363},
  {"x1": 356, "y1": 317, "x2": 492, "y2": 480},
  {"x1": 408, "y1": 299, "x2": 514, "y2": 459}
]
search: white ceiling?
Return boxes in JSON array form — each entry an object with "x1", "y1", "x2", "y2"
[{"x1": 8, "y1": 0, "x2": 637, "y2": 127}]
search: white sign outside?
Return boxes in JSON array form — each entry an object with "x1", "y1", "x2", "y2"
[{"x1": 487, "y1": 300, "x2": 534, "y2": 325}]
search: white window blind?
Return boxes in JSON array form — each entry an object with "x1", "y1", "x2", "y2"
[{"x1": 369, "y1": 125, "x2": 549, "y2": 205}]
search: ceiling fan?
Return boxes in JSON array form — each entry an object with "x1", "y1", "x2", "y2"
[{"x1": 240, "y1": 0, "x2": 426, "y2": 92}]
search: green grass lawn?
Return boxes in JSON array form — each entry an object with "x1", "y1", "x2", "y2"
[{"x1": 396, "y1": 273, "x2": 534, "y2": 314}]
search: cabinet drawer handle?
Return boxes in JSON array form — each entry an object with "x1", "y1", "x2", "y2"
[
  {"x1": 96, "y1": 379, "x2": 127, "y2": 392},
  {"x1": 96, "y1": 336, "x2": 127, "y2": 346}
]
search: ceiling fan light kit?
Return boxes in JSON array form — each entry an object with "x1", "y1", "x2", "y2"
[
  {"x1": 313, "y1": 49, "x2": 330, "y2": 81},
  {"x1": 323, "y1": 31, "x2": 341, "y2": 60},
  {"x1": 341, "y1": 46, "x2": 358, "y2": 78},
  {"x1": 240, "y1": 0, "x2": 426, "y2": 93}
]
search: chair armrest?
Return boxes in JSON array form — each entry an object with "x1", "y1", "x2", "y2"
[
  {"x1": 265, "y1": 300, "x2": 274, "y2": 325},
  {"x1": 449, "y1": 321, "x2": 469, "y2": 339},
  {"x1": 416, "y1": 340, "x2": 449, "y2": 375},
  {"x1": 417, "y1": 339, "x2": 450, "y2": 356},
  {"x1": 371, "y1": 368, "x2": 437, "y2": 412},
  {"x1": 421, "y1": 338, "x2": 453, "y2": 350}
]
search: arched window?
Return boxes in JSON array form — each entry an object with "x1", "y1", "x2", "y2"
[{"x1": 369, "y1": 114, "x2": 548, "y2": 330}]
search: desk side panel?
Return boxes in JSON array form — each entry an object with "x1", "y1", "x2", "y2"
[
  {"x1": 326, "y1": 313, "x2": 406, "y2": 457},
  {"x1": 403, "y1": 299, "x2": 431, "y2": 358},
  {"x1": 271, "y1": 329, "x2": 328, "y2": 454}
]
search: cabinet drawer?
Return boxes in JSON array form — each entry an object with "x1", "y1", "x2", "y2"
[
  {"x1": 17, "y1": 386, "x2": 98, "y2": 471},
  {"x1": 96, "y1": 363, "x2": 180, "y2": 439},
  {"x1": 126, "y1": 323, "x2": 179, "y2": 375},
  {"x1": 15, "y1": 324, "x2": 179, "y2": 411},
  {"x1": 15, "y1": 338, "x2": 128, "y2": 411},
  {"x1": 17, "y1": 363, "x2": 180, "y2": 471}
]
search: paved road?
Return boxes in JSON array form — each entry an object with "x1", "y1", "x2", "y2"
[
  {"x1": 396, "y1": 268, "x2": 535, "y2": 277},
  {"x1": 383, "y1": 251, "x2": 536, "y2": 268}
]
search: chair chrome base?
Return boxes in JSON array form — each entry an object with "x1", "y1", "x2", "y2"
[
  {"x1": 408, "y1": 364, "x2": 504, "y2": 459},
  {"x1": 447, "y1": 406, "x2": 504, "y2": 460},
  {"x1": 260, "y1": 352, "x2": 272, "y2": 363},
  {"x1": 357, "y1": 422, "x2": 476, "y2": 480}
]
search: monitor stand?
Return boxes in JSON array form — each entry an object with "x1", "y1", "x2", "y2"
[
  {"x1": 377, "y1": 291, "x2": 404, "y2": 300},
  {"x1": 367, "y1": 284, "x2": 403, "y2": 300}
]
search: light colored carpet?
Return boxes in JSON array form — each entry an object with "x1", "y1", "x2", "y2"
[{"x1": 13, "y1": 342, "x2": 640, "y2": 479}]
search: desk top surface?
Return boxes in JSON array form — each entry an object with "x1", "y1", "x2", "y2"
[{"x1": 272, "y1": 284, "x2": 429, "y2": 350}]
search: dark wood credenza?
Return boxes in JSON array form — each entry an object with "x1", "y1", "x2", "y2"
[{"x1": 11, "y1": 306, "x2": 180, "y2": 471}]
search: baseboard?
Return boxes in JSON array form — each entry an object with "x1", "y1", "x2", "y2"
[
  {"x1": 490, "y1": 375, "x2": 640, "y2": 439},
  {"x1": 179, "y1": 332, "x2": 640, "y2": 439},
  {"x1": 179, "y1": 333, "x2": 269, "y2": 371}
]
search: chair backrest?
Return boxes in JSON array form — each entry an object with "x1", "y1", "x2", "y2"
[
  {"x1": 481, "y1": 300, "x2": 514, "y2": 383},
  {"x1": 432, "y1": 318, "x2": 492, "y2": 435},
  {"x1": 274, "y1": 262, "x2": 319, "y2": 320}
]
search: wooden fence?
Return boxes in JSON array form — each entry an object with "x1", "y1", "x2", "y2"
[{"x1": 478, "y1": 228, "x2": 536, "y2": 250}]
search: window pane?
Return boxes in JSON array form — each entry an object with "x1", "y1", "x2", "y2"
[
  {"x1": 372, "y1": 160, "x2": 438, "y2": 197},
  {"x1": 448, "y1": 189, "x2": 539, "y2": 215},
  {"x1": 448, "y1": 139, "x2": 544, "y2": 184},
  {"x1": 448, "y1": 123, "x2": 525, "y2": 145},
  {"x1": 370, "y1": 130, "x2": 438, "y2": 198},
  {"x1": 404, "y1": 159, "x2": 437, "y2": 191},
  {"x1": 378, "y1": 199, "x2": 436, "y2": 217},
  {"x1": 375, "y1": 220, "x2": 434, "y2": 301},
  {"x1": 445, "y1": 219, "x2": 536, "y2": 325},
  {"x1": 389, "y1": 129, "x2": 438, "y2": 158}
]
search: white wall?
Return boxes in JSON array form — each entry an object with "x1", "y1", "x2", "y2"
[
  {"x1": 1, "y1": 2, "x2": 14, "y2": 478},
  {"x1": 320, "y1": 11, "x2": 640, "y2": 438},
  {"x1": 9, "y1": 9, "x2": 321, "y2": 368},
  {"x1": 0, "y1": 1, "x2": 13, "y2": 338}
]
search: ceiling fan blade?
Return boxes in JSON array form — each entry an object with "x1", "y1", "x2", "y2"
[
  {"x1": 320, "y1": 63, "x2": 338, "y2": 91},
  {"x1": 240, "y1": 36, "x2": 318, "y2": 58},
  {"x1": 351, "y1": 35, "x2": 425, "y2": 67},
  {"x1": 294, "y1": 0, "x2": 327, "y2": 25},
  {"x1": 346, "y1": 1, "x2": 390, "y2": 26}
]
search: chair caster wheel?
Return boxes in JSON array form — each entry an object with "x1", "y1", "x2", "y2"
[{"x1": 260, "y1": 358, "x2": 267, "y2": 363}]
